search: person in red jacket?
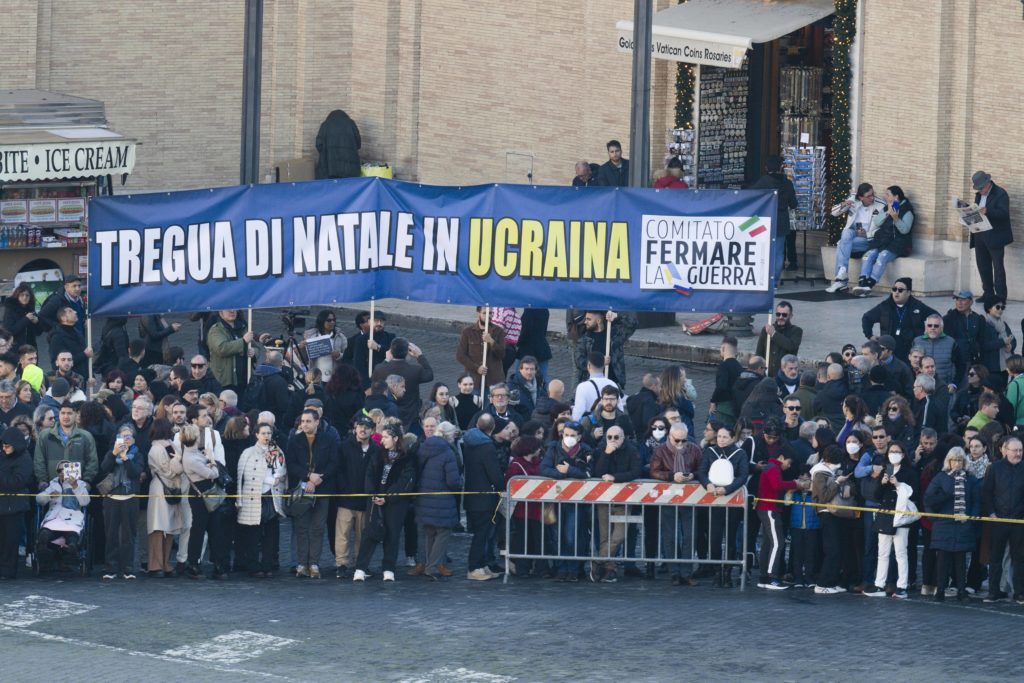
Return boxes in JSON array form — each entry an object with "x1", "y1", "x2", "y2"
[
  {"x1": 653, "y1": 158, "x2": 689, "y2": 189},
  {"x1": 756, "y1": 452, "x2": 804, "y2": 589}
]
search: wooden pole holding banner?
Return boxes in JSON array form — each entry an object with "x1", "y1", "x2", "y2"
[
  {"x1": 247, "y1": 307, "x2": 254, "y2": 383},
  {"x1": 480, "y1": 306, "x2": 491, "y2": 405},
  {"x1": 85, "y1": 316, "x2": 94, "y2": 399},
  {"x1": 368, "y1": 298, "x2": 376, "y2": 380},
  {"x1": 604, "y1": 310, "x2": 612, "y2": 378}
]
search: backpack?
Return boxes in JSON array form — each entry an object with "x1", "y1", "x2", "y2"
[
  {"x1": 708, "y1": 450, "x2": 735, "y2": 487},
  {"x1": 240, "y1": 374, "x2": 266, "y2": 412}
]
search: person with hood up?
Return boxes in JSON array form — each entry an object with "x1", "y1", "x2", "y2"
[
  {"x1": 697, "y1": 424, "x2": 750, "y2": 587},
  {"x1": 3, "y1": 283, "x2": 46, "y2": 348},
  {"x1": 650, "y1": 423, "x2": 702, "y2": 586},
  {"x1": 99, "y1": 423, "x2": 147, "y2": 581},
  {"x1": 540, "y1": 420, "x2": 592, "y2": 581},
  {"x1": 35, "y1": 458, "x2": 90, "y2": 569},
  {"x1": 862, "y1": 441, "x2": 917, "y2": 599},
  {"x1": 353, "y1": 423, "x2": 417, "y2": 582},
  {"x1": 739, "y1": 376, "x2": 784, "y2": 435},
  {"x1": 315, "y1": 109, "x2": 361, "y2": 179},
  {"x1": 414, "y1": 436, "x2": 462, "y2": 581},
  {"x1": 0, "y1": 426, "x2": 33, "y2": 578},
  {"x1": 461, "y1": 414, "x2": 505, "y2": 581}
]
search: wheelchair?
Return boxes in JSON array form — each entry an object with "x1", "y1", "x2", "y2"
[{"x1": 31, "y1": 505, "x2": 92, "y2": 578}]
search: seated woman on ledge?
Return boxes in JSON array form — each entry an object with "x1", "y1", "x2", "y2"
[{"x1": 853, "y1": 186, "x2": 915, "y2": 294}]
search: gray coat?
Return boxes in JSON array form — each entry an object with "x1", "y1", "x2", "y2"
[
  {"x1": 147, "y1": 440, "x2": 187, "y2": 535},
  {"x1": 914, "y1": 334, "x2": 959, "y2": 386}
]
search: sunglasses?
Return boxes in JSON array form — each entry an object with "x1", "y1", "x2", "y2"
[
  {"x1": 994, "y1": 305, "x2": 1005, "y2": 310},
  {"x1": 775, "y1": 312, "x2": 789, "y2": 318},
  {"x1": 670, "y1": 438, "x2": 684, "y2": 445},
  {"x1": 891, "y1": 287, "x2": 907, "y2": 293},
  {"x1": 785, "y1": 406, "x2": 801, "y2": 411},
  {"x1": 887, "y1": 406, "x2": 900, "y2": 412},
  {"x1": 607, "y1": 435, "x2": 623, "y2": 441},
  {"x1": 191, "y1": 363, "x2": 206, "y2": 368},
  {"x1": 925, "y1": 324, "x2": 941, "y2": 328}
]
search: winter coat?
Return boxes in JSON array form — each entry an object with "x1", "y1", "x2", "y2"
[
  {"x1": 925, "y1": 471, "x2": 977, "y2": 551},
  {"x1": 876, "y1": 464, "x2": 917, "y2": 535},
  {"x1": 363, "y1": 449, "x2": 417, "y2": 510},
  {"x1": 859, "y1": 384, "x2": 892, "y2": 417},
  {"x1": 517, "y1": 308, "x2": 552, "y2": 363},
  {"x1": 593, "y1": 442, "x2": 642, "y2": 482},
  {"x1": 625, "y1": 388, "x2": 661, "y2": 437},
  {"x1": 573, "y1": 314, "x2": 638, "y2": 389},
  {"x1": 236, "y1": 442, "x2": 287, "y2": 526},
  {"x1": 812, "y1": 379, "x2": 848, "y2": 428},
  {"x1": 49, "y1": 323, "x2": 90, "y2": 378},
  {"x1": 581, "y1": 409, "x2": 635, "y2": 448},
  {"x1": 3, "y1": 296, "x2": 45, "y2": 347},
  {"x1": 248, "y1": 364, "x2": 291, "y2": 427},
  {"x1": 970, "y1": 182, "x2": 1012, "y2": 250},
  {"x1": 147, "y1": 440, "x2": 187, "y2": 534},
  {"x1": 363, "y1": 393, "x2": 401, "y2": 420},
  {"x1": 788, "y1": 490, "x2": 821, "y2": 530},
  {"x1": 810, "y1": 462, "x2": 840, "y2": 514},
  {"x1": 36, "y1": 477, "x2": 90, "y2": 532},
  {"x1": 981, "y1": 457, "x2": 1024, "y2": 519},
  {"x1": 337, "y1": 435, "x2": 380, "y2": 511},
  {"x1": 540, "y1": 441, "x2": 592, "y2": 480},
  {"x1": 138, "y1": 315, "x2": 176, "y2": 364},
  {"x1": 0, "y1": 441, "x2": 34, "y2": 515},
  {"x1": 750, "y1": 171, "x2": 798, "y2": 238},
  {"x1": 34, "y1": 426, "x2": 98, "y2": 486},
  {"x1": 100, "y1": 445, "x2": 147, "y2": 496},
  {"x1": 315, "y1": 109, "x2": 361, "y2": 179},
  {"x1": 506, "y1": 368, "x2": 547, "y2": 422},
  {"x1": 207, "y1": 317, "x2": 249, "y2": 388},
  {"x1": 867, "y1": 200, "x2": 914, "y2": 256},
  {"x1": 461, "y1": 428, "x2": 504, "y2": 512},
  {"x1": 505, "y1": 455, "x2": 541, "y2": 521},
  {"x1": 755, "y1": 459, "x2": 799, "y2": 512},
  {"x1": 914, "y1": 334, "x2": 960, "y2": 386},
  {"x1": 326, "y1": 386, "x2": 364, "y2": 432},
  {"x1": 284, "y1": 429, "x2": 340, "y2": 493},
  {"x1": 697, "y1": 445, "x2": 751, "y2": 495},
  {"x1": 649, "y1": 441, "x2": 702, "y2": 481},
  {"x1": 456, "y1": 323, "x2": 506, "y2": 388},
  {"x1": 415, "y1": 437, "x2": 462, "y2": 528},
  {"x1": 755, "y1": 324, "x2": 804, "y2": 377},
  {"x1": 369, "y1": 357, "x2": 435, "y2": 428},
  {"x1": 861, "y1": 296, "x2": 939, "y2": 361}
]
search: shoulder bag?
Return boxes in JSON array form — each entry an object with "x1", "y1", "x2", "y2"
[{"x1": 285, "y1": 441, "x2": 316, "y2": 518}]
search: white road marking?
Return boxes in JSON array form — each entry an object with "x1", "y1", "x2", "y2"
[
  {"x1": 0, "y1": 625, "x2": 301, "y2": 681},
  {"x1": 400, "y1": 667, "x2": 515, "y2": 683},
  {"x1": 163, "y1": 629, "x2": 297, "y2": 664},
  {"x1": 0, "y1": 595, "x2": 97, "y2": 627}
]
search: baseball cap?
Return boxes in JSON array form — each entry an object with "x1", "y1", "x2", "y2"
[
  {"x1": 877, "y1": 335, "x2": 897, "y2": 351},
  {"x1": 304, "y1": 398, "x2": 324, "y2": 409},
  {"x1": 952, "y1": 289, "x2": 974, "y2": 300},
  {"x1": 353, "y1": 415, "x2": 375, "y2": 429}
]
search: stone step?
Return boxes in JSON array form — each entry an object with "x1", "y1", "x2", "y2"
[{"x1": 820, "y1": 246, "x2": 959, "y2": 296}]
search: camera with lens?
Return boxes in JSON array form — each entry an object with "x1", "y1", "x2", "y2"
[{"x1": 280, "y1": 309, "x2": 309, "y2": 334}]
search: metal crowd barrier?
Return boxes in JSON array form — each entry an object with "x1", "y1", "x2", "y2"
[{"x1": 503, "y1": 476, "x2": 748, "y2": 589}]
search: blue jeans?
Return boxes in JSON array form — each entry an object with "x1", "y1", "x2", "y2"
[
  {"x1": 834, "y1": 226, "x2": 870, "y2": 277},
  {"x1": 556, "y1": 506, "x2": 589, "y2": 573},
  {"x1": 862, "y1": 506, "x2": 878, "y2": 581},
  {"x1": 860, "y1": 249, "x2": 898, "y2": 282}
]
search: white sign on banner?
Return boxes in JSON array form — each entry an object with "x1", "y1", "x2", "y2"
[
  {"x1": 304, "y1": 334, "x2": 334, "y2": 360},
  {"x1": 0, "y1": 140, "x2": 137, "y2": 182}
]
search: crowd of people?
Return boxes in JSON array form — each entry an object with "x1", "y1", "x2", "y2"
[{"x1": 0, "y1": 274, "x2": 1022, "y2": 606}]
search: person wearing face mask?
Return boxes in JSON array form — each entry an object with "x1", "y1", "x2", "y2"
[
  {"x1": 697, "y1": 425, "x2": 750, "y2": 588},
  {"x1": 924, "y1": 448, "x2": 977, "y2": 602},
  {"x1": 540, "y1": 421, "x2": 592, "y2": 581},
  {"x1": 650, "y1": 423, "x2": 702, "y2": 586},
  {"x1": 863, "y1": 442, "x2": 917, "y2": 599}
]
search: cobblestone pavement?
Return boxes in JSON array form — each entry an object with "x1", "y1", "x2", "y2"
[{"x1": 7, "y1": 311, "x2": 1016, "y2": 682}]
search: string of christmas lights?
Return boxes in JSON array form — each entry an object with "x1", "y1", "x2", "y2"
[
  {"x1": 827, "y1": 0, "x2": 856, "y2": 244},
  {"x1": 673, "y1": 0, "x2": 694, "y2": 129}
]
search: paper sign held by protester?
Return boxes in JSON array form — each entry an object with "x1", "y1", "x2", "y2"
[
  {"x1": 304, "y1": 334, "x2": 333, "y2": 360},
  {"x1": 62, "y1": 462, "x2": 81, "y2": 481},
  {"x1": 953, "y1": 196, "x2": 992, "y2": 234}
]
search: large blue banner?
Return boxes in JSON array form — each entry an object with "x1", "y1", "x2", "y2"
[{"x1": 88, "y1": 177, "x2": 777, "y2": 315}]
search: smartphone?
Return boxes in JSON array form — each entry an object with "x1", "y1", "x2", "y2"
[
  {"x1": 114, "y1": 436, "x2": 125, "y2": 448},
  {"x1": 891, "y1": 200, "x2": 901, "y2": 212}
]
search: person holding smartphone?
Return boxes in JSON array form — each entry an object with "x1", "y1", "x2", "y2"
[{"x1": 99, "y1": 424, "x2": 147, "y2": 581}]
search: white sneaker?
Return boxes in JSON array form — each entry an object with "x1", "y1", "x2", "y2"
[
  {"x1": 383, "y1": 571, "x2": 395, "y2": 582},
  {"x1": 825, "y1": 279, "x2": 849, "y2": 293},
  {"x1": 295, "y1": 564, "x2": 309, "y2": 578},
  {"x1": 101, "y1": 573, "x2": 117, "y2": 582},
  {"x1": 836, "y1": 266, "x2": 848, "y2": 281},
  {"x1": 814, "y1": 586, "x2": 844, "y2": 594},
  {"x1": 352, "y1": 569, "x2": 366, "y2": 582},
  {"x1": 405, "y1": 556, "x2": 416, "y2": 567},
  {"x1": 467, "y1": 568, "x2": 495, "y2": 581}
]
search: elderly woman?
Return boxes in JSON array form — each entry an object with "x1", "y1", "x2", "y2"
[
  {"x1": 146, "y1": 418, "x2": 186, "y2": 577},
  {"x1": 99, "y1": 423, "x2": 147, "y2": 581},
  {"x1": 236, "y1": 422, "x2": 287, "y2": 578},
  {"x1": 353, "y1": 424, "x2": 417, "y2": 583},
  {"x1": 924, "y1": 447, "x2": 977, "y2": 602},
  {"x1": 413, "y1": 435, "x2": 462, "y2": 581}
]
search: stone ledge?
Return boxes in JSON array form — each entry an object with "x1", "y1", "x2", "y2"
[{"x1": 820, "y1": 246, "x2": 958, "y2": 296}]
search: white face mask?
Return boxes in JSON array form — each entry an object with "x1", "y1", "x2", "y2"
[
  {"x1": 563, "y1": 436, "x2": 578, "y2": 449},
  {"x1": 888, "y1": 452, "x2": 903, "y2": 465},
  {"x1": 846, "y1": 442, "x2": 861, "y2": 455},
  {"x1": 652, "y1": 428, "x2": 666, "y2": 440}
]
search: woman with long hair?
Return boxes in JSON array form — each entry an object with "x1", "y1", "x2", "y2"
[
  {"x1": 658, "y1": 366, "x2": 697, "y2": 436},
  {"x1": 880, "y1": 395, "x2": 915, "y2": 444},
  {"x1": 146, "y1": 418, "x2": 186, "y2": 577},
  {"x1": 353, "y1": 424, "x2": 417, "y2": 582},
  {"x1": 14, "y1": 380, "x2": 36, "y2": 409},
  {"x1": 304, "y1": 310, "x2": 347, "y2": 382},
  {"x1": 427, "y1": 382, "x2": 458, "y2": 425},
  {"x1": 854, "y1": 185, "x2": 914, "y2": 292},
  {"x1": 837, "y1": 395, "x2": 870, "y2": 445},
  {"x1": 2, "y1": 283, "x2": 45, "y2": 347},
  {"x1": 453, "y1": 373, "x2": 480, "y2": 431},
  {"x1": 324, "y1": 363, "x2": 364, "y2": 429},
  {"x1": 697, "y1": 423, "x2": 750, "y2": 588}
]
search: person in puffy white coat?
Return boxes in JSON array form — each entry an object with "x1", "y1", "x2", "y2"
[{"x1": 236, "y1": 422, "x2": 287, "y2": 576}]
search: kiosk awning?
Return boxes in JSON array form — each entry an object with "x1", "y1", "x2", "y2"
[
  {"x1": 617, "y1": 0, "x2": 836, "y2": 69},
  {"x1": 0, "y1": 90, "x2": 138, "y2": 182}
]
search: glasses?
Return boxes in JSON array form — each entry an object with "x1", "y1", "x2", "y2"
[
  {"x1": 774, "y1": 312, "x2": 789, "y2": 318},
  {"x1": 925, "y1": 324, "x2": 941, "y2": 328},
  {"x1": 607, "y1": 435, "x2": 622, "y2": 441},
  {"x1": 785, "y1": 405, "x2": 801, "y2": 411},
  {"x1": 191, "y1": 363, "x2": 206, "y2": 368},
  {"x1": 670, "y1": 438, "x2": 684, "y2": 445},
  {"x1": 887, "y1": 406, "x2": 900, "y2": 413},
  {"x1": 491, "y1": 393, "x2": 508, "y2": 399},
  {"x1": 994, "y1": 305, "x2": 1005, "y2": 310},
  {"x1": 891, "y1": 287, "x2": 907, "y2": 293},
  {"x1": 968, "y1": 371, "x2": 977, "y2": 377},
  {"x1": 325, "y1": 318, "x2": 336, "y2": 322},
  {"x1": 872, "y1": 435, "x2": 888, "y2": 440}
]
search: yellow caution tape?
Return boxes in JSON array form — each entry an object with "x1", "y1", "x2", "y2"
[{"x1": 754, "y1": 496, "x2": 1024, "y2": 526}]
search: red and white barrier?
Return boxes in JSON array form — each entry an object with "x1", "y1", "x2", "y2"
[{"x1": 507, "y1": 477, "x2": 745, "y2": 507}]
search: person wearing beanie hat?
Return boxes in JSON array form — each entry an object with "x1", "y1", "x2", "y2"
[
  {"x1": 0, "y1": 425, "x2": 34, "y2": 578},
  {"x1": 969, "y1": 170, "x2": 1012, "y2": 300},
  {"x1": 21, "y1": 363, "x2": 44, "y2": 394},
  {"x1": 861, "y1": 274, "x2": 938, "y2": 363}
]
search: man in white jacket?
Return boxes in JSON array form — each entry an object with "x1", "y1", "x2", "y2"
[{"x1": 827, "y1": 183, "x2": 887, "y2": 293}]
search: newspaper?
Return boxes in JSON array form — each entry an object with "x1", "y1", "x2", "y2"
[{"x1": 953, "y1": 196, "x2": 992, "y2": 234}]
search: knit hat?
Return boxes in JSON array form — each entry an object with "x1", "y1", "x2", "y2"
[
  {"x1": 869, "y1": 365, "x2": 888, "y2": 384},
  {"x1": 0, "y1": 426, "x2": 28, "y2": 453},
  {"x1": 894, "y1": 277, "x2": 913, "y2": 291},
  {"x1": 49, "y1": 377, "x2": 71, "y2": 399},
  {"x1": 21, "y1": 364, "x2": 44, "y2": 393}
]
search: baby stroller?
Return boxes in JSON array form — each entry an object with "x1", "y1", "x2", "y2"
[{"x1": 32, "y1": 504, "x2": 91, "y2": 578}]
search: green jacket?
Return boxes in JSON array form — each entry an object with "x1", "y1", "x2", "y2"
[
  {"x1": 1006, "y1": 375, "x2": 1024, "y2": 426},
  {"x1": 207, "y1": 318, "x2": 248, "y2": 388},
  {"x1": 34, "y1": 426, "x2": 98, "y2": 485}
]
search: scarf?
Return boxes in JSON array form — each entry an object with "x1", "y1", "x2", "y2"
[
  {"x1": 984, "y1": 313, "x2": 1012, "y2": 370},
  {"x1": 380, "y1": 451, "x2": 399, "y2": 485},
  {"x1": 952, "y1": 469, "x2": 967, "y2": 519},
  {"x1": 966, "y1": 454, "x2": 989, "y2": 481}
]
